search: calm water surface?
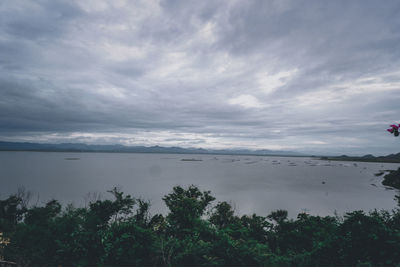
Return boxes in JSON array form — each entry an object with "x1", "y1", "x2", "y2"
[{"x1": 1, "y1": 151, "x2": 399, "y2": 217}]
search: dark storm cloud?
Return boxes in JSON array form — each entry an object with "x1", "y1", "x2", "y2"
[
  {"x1": 0, "y1": 0, "x2": 400, "y2": 155},
  {"x1": 2, "y1": 1, "x2": 82, "y2": 40}
]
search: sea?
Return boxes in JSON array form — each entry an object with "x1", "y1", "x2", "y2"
[{"x1": 1, "y1": 151, "x2": 399, "y2": 217}]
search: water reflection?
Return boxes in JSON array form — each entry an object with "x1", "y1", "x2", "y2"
[{"x1": 0, "y1": 151, "x2": 399, "y2": 217}]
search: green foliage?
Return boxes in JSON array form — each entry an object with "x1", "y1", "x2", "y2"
[
  {"x1": 382, "y1": 167, "x2": 400, "y2": 189},
  {"x1": 163, "y1": 185, "x2": 215, "y2": 232},
  {"x1": 102, "y1": 220, "x2": 156, "y2": 266},
  {"x1": 1, "y1": 185, "x2": 400, "y2": 266},
  {"x1": 210, "y1": 202, "x2": 235, "y2": 229},
  {"x1": 0, "y1": 195, "x2": 25, "y2": 233}
]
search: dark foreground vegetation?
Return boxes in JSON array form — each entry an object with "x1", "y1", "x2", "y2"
[
  {"x1": 1, "y1": 186, "x2": 400, "y2": 267},
  {"x1": 383, "y1": 167, "x2": 400, "y2": 190}
]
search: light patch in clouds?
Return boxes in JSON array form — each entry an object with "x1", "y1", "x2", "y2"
[
  {"x1": 96, "y1": 85, "x2": 128, "y2": 99},
  {"x1": 333, "y1": 71, "x2": 400, "y2": 96},
  {"x1": 228, "y1": 94, "x2": 263, "y2": 109},
  {"x1": 195, "y1": 21, "x2": 217, "y2": 45},
  {"x1": 257, "y1": 69, "x2": 298, "y2": 94},
  {"x1": 295, "y1": 89, "x2": 344, "y2": 108},
  {"x1": 305, "y1": 141, "x2": 328, "y2": 145},
  {"x1": 101, "y1": 42, "x2": 147, "y2": 62},
  {"x1": 296, "y1": 69, "x2": 400, "y2": 109},
  {"x1": 76, "y1": 0, "x2": 128, "y2": 12}
]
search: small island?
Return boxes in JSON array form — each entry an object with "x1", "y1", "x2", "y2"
[{"x1": 181, "y1": 158, "x2": 203, "y2": 161}]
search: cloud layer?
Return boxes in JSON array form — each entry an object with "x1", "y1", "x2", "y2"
[{"x1": 1, "y1": 0, "x2": 400, "y2": 155}]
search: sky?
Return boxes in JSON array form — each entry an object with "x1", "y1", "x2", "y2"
[{"x1": 0, "y1": 0, "x2": 400, "y2": 155}]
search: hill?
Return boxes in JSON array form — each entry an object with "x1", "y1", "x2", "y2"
[{"x1": 0, "y1": 141, "x2": 304, "y2": 157}]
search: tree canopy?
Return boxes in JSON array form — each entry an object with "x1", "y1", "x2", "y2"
[{"x1": 1, "y1": 185, "x2": 400, "y2": 266}]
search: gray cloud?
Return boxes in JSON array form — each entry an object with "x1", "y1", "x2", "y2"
[{"x1": 0, "y1": 0, "x2": 400, "y2": 155}]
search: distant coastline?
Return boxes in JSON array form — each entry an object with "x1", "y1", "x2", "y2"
[
  {"x1": 3, "y1": 141, "x2": 400, "y2": 163},
  {"x1": 0, "y1": 141, "x2": 305, "y2": 157},
  {"x1": 320, "y1": 153, "x2": 400, "y2": 164}
]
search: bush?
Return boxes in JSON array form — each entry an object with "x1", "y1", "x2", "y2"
[{"x1": 1, "y1": 185, "x2": 399, "y2": 266}]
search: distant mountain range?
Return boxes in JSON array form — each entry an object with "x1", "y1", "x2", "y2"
[
  {"x1": 0, "y1": 141, "x2": 305, "y2": 156},
  {"x1": 321, "y1": 153, "x2": 400, "y2": 163}
]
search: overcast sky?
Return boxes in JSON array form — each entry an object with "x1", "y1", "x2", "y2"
[{"x1": 1, "y1": 0, "x2": 400, "y2": 155}]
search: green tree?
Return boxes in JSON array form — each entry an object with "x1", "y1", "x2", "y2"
[{"x1": 163, "y1": 185, "x2": 215, "y2": 232}]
